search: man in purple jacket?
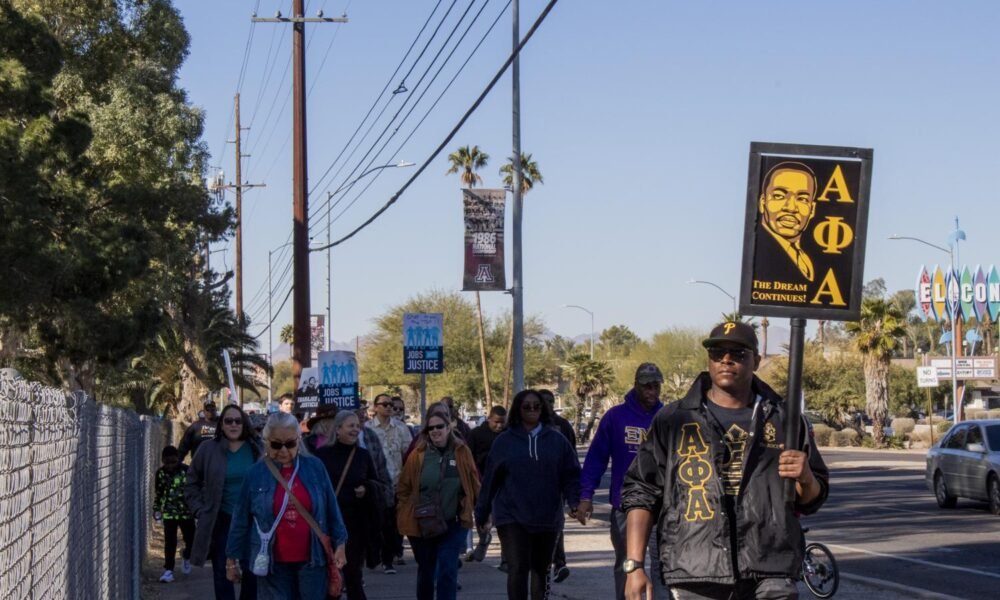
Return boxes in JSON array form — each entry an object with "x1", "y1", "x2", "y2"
[{"x1": 576, "y1": 362, "x2": 667, "y2": 600}]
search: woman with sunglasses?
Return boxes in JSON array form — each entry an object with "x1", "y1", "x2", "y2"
[
  {"x1": 314, "y1": 411, "x2": 380, "y2": 600},
  {"x1": 184, "y1": 404, "x2": 263, "y2": 600},
  {"x1": 475, "y1": 389, "x2": 581, "y2": 600},
  {"x1": 396, "y1": 410, "x2": 480, "y2": 600},
  {"x1": 226, "y1": 412, "x2": 348, "y2": 599}
]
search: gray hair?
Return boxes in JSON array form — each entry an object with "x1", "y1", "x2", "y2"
[
  {"x1": 332, "y1": 410, "x2": 358, "y2": 433},
  {"x1": 262, "y1": 412, "x2": 307, "y2": 454}
]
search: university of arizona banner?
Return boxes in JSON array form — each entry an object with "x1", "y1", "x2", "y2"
[{"x1": 462, "y1": 188, "x2": 507, "y2": 291}]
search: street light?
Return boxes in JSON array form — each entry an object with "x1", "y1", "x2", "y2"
[
  {"x1": 267, "y1": 241, "x2": 294, "y2": 403},
  {"x1": 889, "y1": 225, "x2": 966, "y2": 422},
  {"x1": 311, "y1": 161, "x2": 415, "y2": 348},
  {"x1": 563, "y1": 304, "x2": 595, "y2": 358},
  {"x1": 687, "y1": 279, "x2": 737, "y2": 315}
]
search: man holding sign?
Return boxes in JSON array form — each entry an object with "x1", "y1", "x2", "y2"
[{"x1": 620, "y1": 321, "x2": 829, "y2": 600}]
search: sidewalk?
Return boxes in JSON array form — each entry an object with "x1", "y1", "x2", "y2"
[{"x1": 144, "y1": 517, "x2": 924, "y2": 599}]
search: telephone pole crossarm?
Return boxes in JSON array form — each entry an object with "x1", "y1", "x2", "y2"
[{"x1": 252, "y1": 16, "x2": 348, "y2": 23}]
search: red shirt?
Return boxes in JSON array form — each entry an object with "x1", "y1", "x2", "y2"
[{"x1": 273, "y1": 466, "x2": 313, "y2": 563}]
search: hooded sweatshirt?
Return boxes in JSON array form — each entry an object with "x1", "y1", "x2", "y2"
[
  {"x1": 475, "y1": 423, "x2": 581, "y2": 533},
  {"x1": 580, "y1": 389, "x2": 663, "y2": 509}
]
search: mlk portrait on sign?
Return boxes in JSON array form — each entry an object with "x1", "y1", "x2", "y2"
[{"x1": 756, "y1": 161, "x2": 819, "y2": 282}]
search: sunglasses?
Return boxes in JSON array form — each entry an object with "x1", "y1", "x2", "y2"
[
  {"x1": 269, "y1": 439, "x2": 298, "y2": 450},
  {"x1": 223, "y1": 417, "x2": 243, "y2": 426},
  {"x1": 521, "y1": 403, "x2": 542, "y2": 411},
  {"x1": 707, "y1": 347, "x2": 749, "y2": 362},
  {"x1": 427, "y1": 423, "x2": 448, "y2": 432},
  {"x1": 391, "y1": 406, "x2": 404, "y2": 412}
]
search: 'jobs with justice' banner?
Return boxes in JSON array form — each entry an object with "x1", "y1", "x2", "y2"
[
  {"x1": 317, "y1": 350, "x2": 359, "y2": 409},
  {"x1": 462, "y1": 188, "x2": 506, "y2": 291},
  {"x1": 403, "y1": 313, "x2": 444, "y2": 373},
  {"x1": 739, "y1": 142, "x2": 873, "y2": 321}
]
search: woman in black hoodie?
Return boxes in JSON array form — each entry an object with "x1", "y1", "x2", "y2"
[{"x1": 475, "y1": 389, "x2": 581, "y2": 600}]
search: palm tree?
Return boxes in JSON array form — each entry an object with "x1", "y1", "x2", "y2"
[
  {"x1": 846, "y1": 298, "x2": 906, "y2": 448},
  {"x1": 563, "y1": 353, "x2": 615, "y2": 442},
  {"x1": 279, "y1": 324, "x2": 294, "y2": 345},
  {"x1": 500, "y1": 152, "x2": 543, "y2": 193},
  {"x1": 447, "y1": 145, "x2": 492, "y2": 404},
  {"x1": 446, "y1": 145, "x2": 489, "y2": 188}
]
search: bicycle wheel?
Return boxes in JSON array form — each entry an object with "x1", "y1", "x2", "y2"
[{"x1": 802, "y1": 542, "x2": 839, "y2": 598}]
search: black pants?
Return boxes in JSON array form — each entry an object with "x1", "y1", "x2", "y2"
[
  {"x1": 497, "y1": 524, "x2": 558, "y2": 600},
  {"x1": 210, "y1": 511, "x2": 256, "y2": 600},
  {"x1": 381, "y1": 506, "x2": 403, "y2": 566},
  {"x1": 552, "y1": 531, "x2": 566, "y2": 570},
  {"x1": 669, "y1": 579, "x2": 798, "y2": 600},
  {"x1": 344, "y1": 522, "x2": 367, "y2": 600},
  {"x1": 163, "y1": 518, "x2": 195, "y2": 570}
]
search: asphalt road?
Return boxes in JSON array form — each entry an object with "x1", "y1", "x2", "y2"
[
  {"x1": 585, "y1": 447, "x2": 1000, "y2": 599},
  {"x1": 805, "y1": 448, "x2": 1000, "y2": 600}
]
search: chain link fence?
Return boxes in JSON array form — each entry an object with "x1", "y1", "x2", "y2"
[{"x1": 0, "y1": 372, "x2": 164, "y2": 599}]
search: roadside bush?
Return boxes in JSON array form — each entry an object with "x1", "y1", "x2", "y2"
[
  {"x1": 891, "y1": 418, "x2": 916, "y2": 437},
  {"x1": 812, "y1": 424, "x2": 833, "y2": 447},
  {"x1": 909, "y1": 429, "x2": 932, "y2": 448},
  {"x1": 936, "y1": 421, "x2": 954, "y2": 435},
  {"x1": 831, "y1": 429, "x2": 860, "y2": 447},
  {"x1": 967, "y1": 410, "x2": 988, "y2": 420},
  {"x1": 988, "y1": 409, "x2": 1000, "y2": 420}
]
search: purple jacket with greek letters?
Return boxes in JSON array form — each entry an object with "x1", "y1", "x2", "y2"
[{"x1": 580, "y1": 389, "x2": 662, "y2": 509}]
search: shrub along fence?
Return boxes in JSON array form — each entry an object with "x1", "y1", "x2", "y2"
[{"x1": 0, "y1": 372, "x2": 164, "y2": 599}]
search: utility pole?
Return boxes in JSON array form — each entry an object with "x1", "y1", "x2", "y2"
[
  {"x1": 511, "y1": 0, "x2": 525, "y2": 393},
  {"x1": 253, "y1": 6, "x2": 347, "y2": 387},
  {"x1": 220, "y1": 94, "x2": 265, "y2": 403}
]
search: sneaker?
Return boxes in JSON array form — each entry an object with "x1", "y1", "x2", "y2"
[
  {"x1": 471, "y1": 531, "x2": 492, "y2": 562},
  {"x1": 383, "y1": 565, "x2": 397, "y2": 575},
  {"x1": 554, "y1": 565, "x2": 570, "y2": 583},
  {"x1": 395, "y1": 556, "x2": 406, "y2": 566},
  {"x1": 181, "y1": 559, "x2": 192, "y2": 575},
  {"x1": 497, "y1": 561, "x2": 509, "y2": 573},
  {"x1": 159, "y1": 570, "x2": 174, "y2": 583}
]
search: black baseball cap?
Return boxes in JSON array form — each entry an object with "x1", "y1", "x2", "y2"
[{"x1": 702, "y1": 321, "x2": 759, "y2": 353}]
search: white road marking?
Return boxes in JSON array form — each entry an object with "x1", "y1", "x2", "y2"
[
  {"x1": 824, "y1": 543, "x2": 1000, "y2": 580},
  {"x1": 874, "y1": 505, "x2": 939, "y2": 516},
  {"x1": 841, "y1": 572, "x2": 970, "y2": 600}
]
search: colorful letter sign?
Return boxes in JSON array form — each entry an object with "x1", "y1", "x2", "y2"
[
  {"x1": 914, "y1": 264, "x2": 1000, "y2": 322},
  {"x1": 403, "y1": 313, "x2": 444, "y2": 374},
  {"x1": 739, "y1": 142, "x2": 873, "y2": 321}
]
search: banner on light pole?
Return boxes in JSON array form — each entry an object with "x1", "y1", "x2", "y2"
[{"x1": 462, "y1": 188, "x2": 507, "y2": 291}]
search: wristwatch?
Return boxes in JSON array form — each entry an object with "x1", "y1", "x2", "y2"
[{"x1": 622, "y1": 558, "x2": 643, "y2": 574}]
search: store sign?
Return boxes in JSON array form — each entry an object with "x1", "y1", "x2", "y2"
[{"x1": 930, "y1": 357, "x2": 997, "y2": 380}]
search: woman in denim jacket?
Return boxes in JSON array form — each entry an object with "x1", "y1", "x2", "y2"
[{"x1": 226, "y1": 412, "x2": 348, "y2": 599}]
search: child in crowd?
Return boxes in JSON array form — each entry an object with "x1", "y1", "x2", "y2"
[{"x1": 154, "y1": 445, "x2": 195, "y2": 583}]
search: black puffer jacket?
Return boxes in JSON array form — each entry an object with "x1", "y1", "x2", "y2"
[{"x1": 621, "y1": 373, "x2": 829, "y2": 585}]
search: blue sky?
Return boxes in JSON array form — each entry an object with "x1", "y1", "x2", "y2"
[{"x1": 175, "y1": 0, "x2": 1000, "y2": 347}]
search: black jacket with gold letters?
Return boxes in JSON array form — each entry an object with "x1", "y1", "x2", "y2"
[{"x1": 621, "y1": 373, "x2": 829, "y2": 585}]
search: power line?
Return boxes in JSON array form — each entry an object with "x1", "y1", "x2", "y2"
[
  {"x1": 308, "y1": 0, "x2": 482, "y2": 230},
  {"x1": 312, "y1": 0, "x2": 561, "y2": 252},
  {"x1": 311, "y1": 0, "x2": 501, "y2": 234},
  {"x1": 252, "y1": 284, "x2": 294, "y2": 339},
  {"x1": 307, "y1": 0, "x2": 451, "y2": 198},
  {"x1": 217, "y1": 0, "x2": 263, "y2": 169}
]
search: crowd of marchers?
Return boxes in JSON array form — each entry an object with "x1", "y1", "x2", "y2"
[{"x1": 154, "y1": 320, "x2": 828, "y2": 600}]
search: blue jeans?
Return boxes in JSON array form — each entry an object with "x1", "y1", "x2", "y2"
[
  {"x1": 256, "y1": 562, "x2": 328, "y2": 600},
  {"x1": 211, "y1": 512, "x2": 256, "y2": 600},
  {"x1": 409, "y1": 521, "x2": 468, "y2": 600}
]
